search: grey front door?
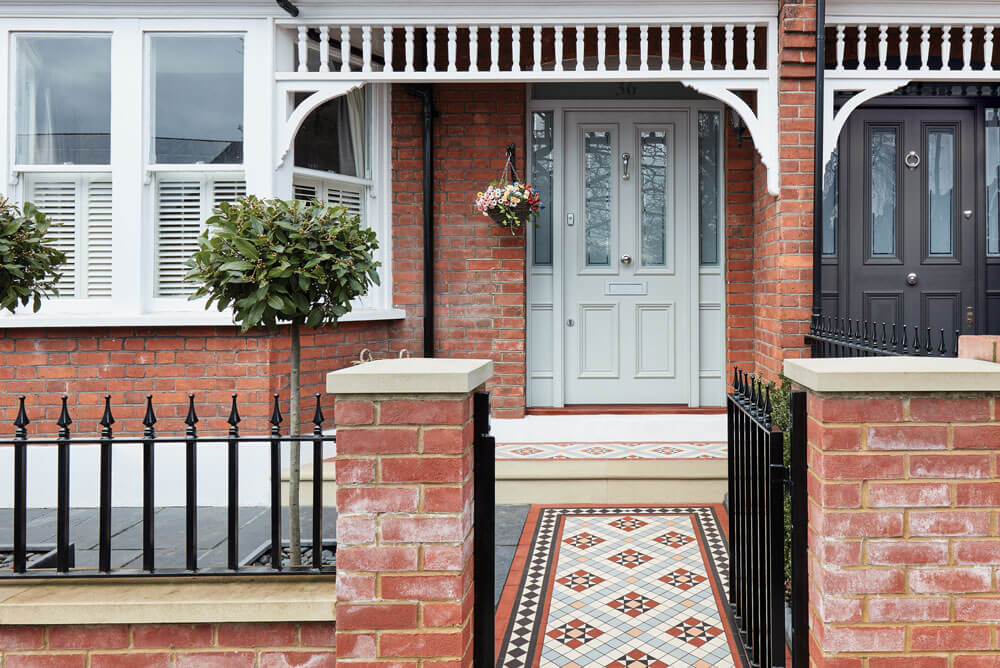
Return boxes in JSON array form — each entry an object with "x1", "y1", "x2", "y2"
[{"x1": 844, "y1": 107, "x2": 977, "y2": 344}]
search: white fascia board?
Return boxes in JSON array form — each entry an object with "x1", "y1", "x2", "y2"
[{"x1": 827, "y1": 0, "x2": 1000, "y2": 23}]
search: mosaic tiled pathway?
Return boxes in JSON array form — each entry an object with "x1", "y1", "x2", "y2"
[
  {"x1": 495, "y1": 505, "x2": 747, "y2": 668},
  {"x1": 494, "y1": 441, "x2": 727, "y2": 460}
]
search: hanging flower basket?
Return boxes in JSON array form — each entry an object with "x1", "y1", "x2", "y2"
[{"x1": 474, "y1": 145, "x2": 542, "y2": 232}]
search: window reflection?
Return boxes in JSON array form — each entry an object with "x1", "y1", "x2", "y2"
[
  {"x1": 698, "y1": 112, "x2": 720, "y2": 265},
  {"x1": 584, "y1": 131, "x2": 612, "y2": 266},
  {"x1": 531, "y1": 111, "x2": 554, "y2": 266},
  {"x1": 640, "y1": 131, "x2": 667, "y2": 266},
  {"x1": 822, "y1": 148, "x2": 839, "y2": 256},
  {"x1": 150, "y1": 35, "x2": 244, "y2": 164},
  {"x1": 871, "y1": 128, "x2": 897, "y2": 257},
  {"x1": 294, "y1": 88, "x2": 367, "y2": 178},
  {"x1": 15, "y1": 35, "x2": 111, "y2": 165},
  {"x1": 927, "y1": 128, "x2": 954, "y2": 256},
  {"x1": 987, "y1": 109, "x2": 1000, "y2": 257}
]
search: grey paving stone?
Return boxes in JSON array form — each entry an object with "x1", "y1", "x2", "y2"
[
  {"x1": 495, "y1": 544, "x2": 518, "y2": 606},
  {"x1": 495, "y1": 505, "x2": 530, "y2": 546}
]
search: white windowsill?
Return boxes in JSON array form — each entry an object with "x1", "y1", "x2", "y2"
[{"x1": 0, "y1": 308, "x2": 407, "y2": 329}]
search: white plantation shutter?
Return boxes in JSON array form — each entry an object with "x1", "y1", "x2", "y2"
[
  {"x1": 24, "y1": 174, "x2": 113, "y2": 299},
  {"x1": 155, "y1": 173, "x2": 245, "y2": 297},
  {"x1": 85, "y1": 180, "x2": 113, "y2": 297},
  {"x1": 293, "y1": 182, "x2": 318, "y2": 202},
  {"x1": 326, "y1": 184, "x2": 365, "y2": 219},
  {"x1": 292, "y1": 176, "x2": 367, "y2": 222}
]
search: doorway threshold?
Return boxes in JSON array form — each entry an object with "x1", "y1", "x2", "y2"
[{"x1": 526, "y1": 404, "x2": 726, "y2": 415}]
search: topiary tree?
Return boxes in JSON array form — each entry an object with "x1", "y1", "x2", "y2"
[
  {"x1": 186, "y1": 195, "x2": 380, "y2": 565},
  {"x1": 0, "y1": 197, "x2": 66, "y2": 313}
]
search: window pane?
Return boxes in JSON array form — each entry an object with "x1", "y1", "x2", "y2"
[
  {"x1": 294, "y1": 87, "x2": 367, "y2": 177},
  {"x1": 987, "y1": 108, "x2": 1000, "y2": 257},
  {"x1": 870, "y1": 128, "x2": 897, "y2": 256},
  {"x1": 584, "y1": 131, "x2": 612, "y2": 266},
  {"x1": 698, "y1": 112, "x2": 720, "y2": 265},
  {"x1": 531, "y1": 111, "x2": 554, "y2": 266},
  {"x1": 822, "y1": 148, "x2": 839, "y2": 256},
  {"x1": 150, "y1": 35, "x2": 244, "y2": 164},
  {"x1": 15, "y1": 35, "x2": 111, "y2": 165},
  {"x1": 640, "y1": 130, "x2": 667, "y2": 266},
  {"x1": 927, "y1": 128, "x2": 955, "y2": 256}
]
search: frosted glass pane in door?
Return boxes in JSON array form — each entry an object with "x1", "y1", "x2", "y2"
[
  {"x1": 584, "y1": 131, "x2": 612, "y2": 266},
  {"x1": 927, "y1": 128, "x2": 954, "y2": 256},
  {"x1": 871, "y1": 128, "x2": 897, "y2": 257},
  {"x1": 640, "y1": 131, "x2": 667, "y2": 266}
]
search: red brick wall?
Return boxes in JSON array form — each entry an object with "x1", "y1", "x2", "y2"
[
  {"x1": 725, "y1": 122, "x2": 756, "y2": 377},
  {"x1": 391, "y1": 83, "x2": 528, "y2": 418},
  {"x1": 750, "y1": 0, "x2": 817, "y2": 381},
  {"x1": 805, "y1": 390, "x2": 1000, "y2": 666},
  {"x1": 0, "y1": 622, "x2": 335, "y2": 666},
  {"x1": 0, "y1": 322, "x2": 394, "y2": 435}
]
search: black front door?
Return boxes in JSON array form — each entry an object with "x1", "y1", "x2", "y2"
[{"x1": 843, "y1": 107, "x2": 977, "y2": 344}]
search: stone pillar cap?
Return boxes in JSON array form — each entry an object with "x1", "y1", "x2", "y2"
[
  {"x1": 327, "y1": 358, "x2": 494, "y2": 395},
  {"x1": 784, "y1": 356, "x2": 1000, "y2": 393}
]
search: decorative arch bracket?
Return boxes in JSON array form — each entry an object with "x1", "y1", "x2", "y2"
[
  {"x1": 681, "y1": 78, "x2": 780, "y2": 196},
  {"x1": 275, "y1": 80, "x2": 366, "y2": 170},
  {"x1": 822, "y1": 78, "x2": 910, "y2": 170}
]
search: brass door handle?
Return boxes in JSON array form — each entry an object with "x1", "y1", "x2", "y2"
[{"x1": 621, "y1": 254, "x2": 633, "y2": 265}]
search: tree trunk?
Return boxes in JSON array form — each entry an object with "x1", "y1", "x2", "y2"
[{"x1": 288, "y1": 322, "x2": 302, "y2": 566}]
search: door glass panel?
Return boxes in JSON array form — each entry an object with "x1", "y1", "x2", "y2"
[
  {"x1": 927, "y1": 128, "x2": 955, "y2": 256},
  {"x1": 870, "y1": 127, "x2": 898, "y2": 257},
  {"x1": 584, "y1": 130, "x2": 612, "y2": 266},
  {"x1": 698, "y1": 112, "x2": 720, "y2": 265},
  {"x1": 640, "y1": 130, "x2": 667, "y2": 266},
  {"x1": 987, "y1": 108, "x2": 1000, "y2": 257},
  {"x1": 823, "y1": 148, "x2": 839, "y2": 256},
  {"x1": 531, "y1": 111, "x2": 554, "y2": 266}
]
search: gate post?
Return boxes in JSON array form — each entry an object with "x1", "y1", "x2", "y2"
[
  {"x1": 785, "y1": 357, "x2": 1000, "y2": 667},
  {"x1": 327, "y1": 358, "x2": 493, "y2": 667}
]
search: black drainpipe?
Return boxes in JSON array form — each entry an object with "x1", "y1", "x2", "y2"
[
  {"x1": 405, "y1": 85, "x2": 437, "y2": 357},
  {"x1": 812, "y1": 0, "x2": 826, "y2": 328}
]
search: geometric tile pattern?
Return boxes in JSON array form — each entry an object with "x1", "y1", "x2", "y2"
[
  {"x1": 494, "y1": 441, "x2": 728, "y2": 460},
  {"x1": 496, "y1": 506, "x2": 746, "y2": 668}
]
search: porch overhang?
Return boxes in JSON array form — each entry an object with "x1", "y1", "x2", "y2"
[
  {"x1": 271, "y1": 0, "x2": 783, "y2": 194},
  {"x1": 822, "y1": 0, "x2": 1000, "y2": 168}
]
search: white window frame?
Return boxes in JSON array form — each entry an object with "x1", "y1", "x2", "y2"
[{"x1": 0, "y1": 16, "x2": 397, "y2": 328}]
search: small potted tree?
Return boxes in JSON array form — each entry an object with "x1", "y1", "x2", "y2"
[
  {"x1": 186, "y1": 195, "x2": 380, "y2": 565},
  {"x1": 0, "y1": 197, "x2": 65, "y2": 313}
]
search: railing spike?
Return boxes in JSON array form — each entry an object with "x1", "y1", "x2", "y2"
[
  {"x1": 142, "y1": 395, "x2": 157, "y2": 430},
  {"x1": 913, "y1": 325, "x2": 921, "y2": 353},
  {"x1": 732, "y1": 365, "x2": 739, "y2": 392},
  {"x1": 14, "y1": 396, "x2": 29, "y2": 430},
  {"x1": 926, "y1": 327, "x2": 933, "y2": 354},
  {"x1": 891, "y1": 323, "x2": 898, "y2": 351},
  {"x1": 227, "y1": 394, "x2": 241, "y2": 428},
  {"x1": 938, "y1": 328, "x2": 947, "y2": 355},
  {"x1": 57, "y1": 396, "x2": 72, "y2": 429},
  {"x1": 881, "y1": 322, "x2": 888, "y2": 349},
  {"x1": 270, "y1": 393, "x2": 283, "y2": 427},
  {"x1": 312, "y1": 393, "x2": 325, "y2": 426},
  {"x1": 184, "y1": 393, "x2": 199, "y2": 427},
  {"x1": 955, "y1": 330, "x2": 961, "y2": 356},
  {"x1": 100, "y1": 395, "x2": 115, "y2": 429},
  {"x1": 764, "y1": 384, "x2": 773, "y2": 420}
]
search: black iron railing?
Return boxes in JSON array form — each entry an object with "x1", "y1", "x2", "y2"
[
  {"x1": 727, "y1": 369, "x2": 807, "y2": 668},
  {"x1": 472, "y1": 391, "x2": 495, "y2": 668},
  {"x1": 3, "y1": 393, "x2": 334, "y2": 578},
  {"x1": 806, "y1": 314, "x2": 959, "y2": 358}
]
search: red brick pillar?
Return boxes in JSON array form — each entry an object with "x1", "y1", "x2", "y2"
[
  {"x1": 327, "y1": 358, "x2": 493, "y2": 667},
  {"x1": 785, "y1": 357, "x2": 1000, "y2": 667}
]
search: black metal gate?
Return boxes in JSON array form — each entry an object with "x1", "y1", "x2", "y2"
[
  {"x1": 473, "y1": 391, "x2": 495, "y2": 668},
  {"x1": 727, "y1": 370, "x2": 808, "y2": 668}
]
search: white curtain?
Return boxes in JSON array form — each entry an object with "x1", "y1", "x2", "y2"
[{"x1": 345, "y1": 87, "x2": 366, "y2": 178}]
